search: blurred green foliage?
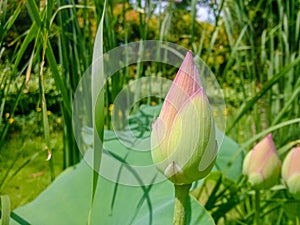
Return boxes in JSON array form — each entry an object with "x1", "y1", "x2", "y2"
[{"x1": 1, "y1": 0, "x2": 299, "y2": 149}]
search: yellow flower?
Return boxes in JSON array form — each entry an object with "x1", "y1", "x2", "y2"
[
  {"x1": 109, "y1": 104, "x2": 114, "y2": 112},
  {"x1": 109, "y1": 104, "x2": 114, "y2": 116},
  {"x1": 8, "y1": 118, "x2": 14, "y2": 124},
  {"x1": 56, "y1": 117, "x2": 62, "y2": 124}
]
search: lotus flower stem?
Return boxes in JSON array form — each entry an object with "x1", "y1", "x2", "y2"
[
  {"x1": 255, "y1": 190, "x2": 260, "y2": 225},
  {"x1": 173, "y1": 183, "x2": 192, "y2": 225}
]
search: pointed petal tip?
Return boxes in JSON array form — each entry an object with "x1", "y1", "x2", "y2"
[
  {"x1": 265, "y1": 133, "x2": 274, "y2": 144},
  {"x1": 182, "y1": 50, "x2": 194, "y2": 65},
  {"x1": 186, "y1": 50, "x2": 193, "y2": 56}
]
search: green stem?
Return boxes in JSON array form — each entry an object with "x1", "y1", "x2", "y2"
[
  {"x1": 255, "y1": 190, "x2": 260, "y2": 225},
  {"x1": 173, "y1": 184, "x2": 192, "y2": 225}
]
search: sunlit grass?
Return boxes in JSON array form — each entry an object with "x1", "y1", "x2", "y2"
[{"x1": 0, "y1": 131, "x2": 63, "y2": 209}]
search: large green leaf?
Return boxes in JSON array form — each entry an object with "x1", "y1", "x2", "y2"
[
  {"x1": 5, "y1": 104, "x2": 242, "y2": 225},
  {"x1": 7, "y1": 153, "x2": 214, "y2": 225}
]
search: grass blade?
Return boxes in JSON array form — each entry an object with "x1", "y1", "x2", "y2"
[
  {"x1": 0, "y1": 195, "x2": 10, "y2": 225},
  {"x1": 87, "y1": 0, "x2": 106, "y2": 224},
  {"x1": 26, "y1": 0, "x2": 42, "y2": 26},
  {"x1": 45, "y1": 41, "x2": 72, "y2": 116}
]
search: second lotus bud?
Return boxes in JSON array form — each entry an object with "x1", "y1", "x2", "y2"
[
  {"x1": 242, "y1": 134, "x2": 281, "y2": 190},
  {"x1": 282, "y1": 147, "x2": 300, "y2": 198}
]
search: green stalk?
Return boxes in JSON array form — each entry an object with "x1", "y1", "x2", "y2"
[
  {"x1": 173, "y1": 184, "x2": 192, "y2": 225},
  {"x1": 0, "y1": 195, "x2": 10, "y2": 225},
  {"x1": 40, "y1": 39, "x2": 55, "y2": 181},
  {"x1": 254, "y1": 190, "x2": 260, "y2": 225}
]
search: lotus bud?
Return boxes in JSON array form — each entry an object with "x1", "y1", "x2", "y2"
[
  {"x1": 242, "y1": 134, "x2": 281, "y2": 190},
  {"x1": 151, "y1": 51, "x2": 217, "y2": 185},
  {"x1": 282, "y1": 147, "x2": 300, "y2": 198}
]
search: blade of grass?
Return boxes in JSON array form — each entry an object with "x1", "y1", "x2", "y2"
[
  {"x1": 87, "y1": 0, "x2": 106, "y2": 224},
  {"x1": 0, "y1": 195, "x2": 10, "y2": 225},
  {"x1": 12, "y1": 22, "x2": 38, "y2": 74},
  {"x1": 45, "y1": 41, "x2": 72, "y2": 116},
  {"x1": 278, "y1": 139, "x2": 300, "y2": 156},
  {"x1": 26, "y1": 0, "x2": 42, "y2": 26},
  {"x1": 10, "y1": 212, "x2": 31, "y2": 225},
  {"x1": 40, "y1": 45, "x2": 55, "y2": 181}
]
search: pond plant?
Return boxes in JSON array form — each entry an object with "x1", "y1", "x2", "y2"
[
  {"x1": 0, "y1": 0, "x2": 300, "y2": 224},
  {"x1": 151, "y1": 51, "x2": 217, "y2": 225},
  {"x1": 282, "y1": 147, "x2": 300, "y2": 199}
]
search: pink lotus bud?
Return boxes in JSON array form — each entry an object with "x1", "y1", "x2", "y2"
[
  {"x1": 151, "y1": 51, "x2": 217, "y2": 185},
  {"x1": 242, "y1": 134, "x2": 281, "y2": 190},
  {"x1": 282, "y1": 147, "x2": 300, "y2": 198}
]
